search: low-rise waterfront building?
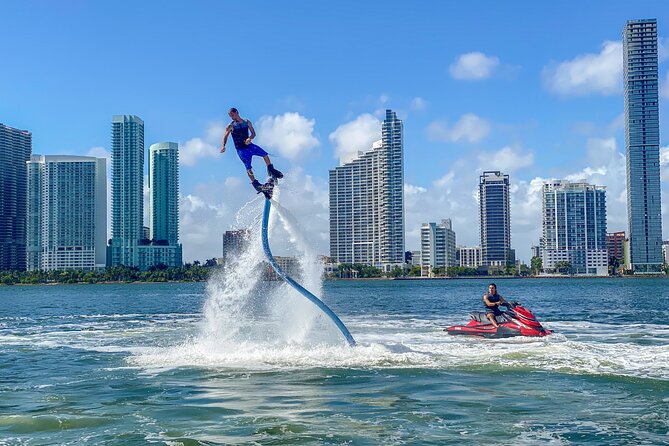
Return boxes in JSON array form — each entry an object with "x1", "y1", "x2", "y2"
[
  {"x1": 420, "y1": 220, "x2": 457, "y2": 276},
  {"x1": 458, "y1": 246, "x2": 482, "y2": 268}
]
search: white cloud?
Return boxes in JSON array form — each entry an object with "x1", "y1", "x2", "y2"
[
  {"x1": 410, "y1": 97, "x2": 427, "y2": 110},
  {"x1": 478, "y1": 146, "x2": 534, "y2": 173},
  {"x1": 543, "y1": 41, "x2": 622, "y2": 96},
  {"x1": 328, "y1": 114, "x2": 381, "y2": 165},
  {"x1": 255, "y1": 112, "x2": 320, "y2": 161},
  {"x1": 449, "y1": 52, "x2": 500, "y2": 80},
  {"x1": 180, "y1": 122, "x2": 225, "y2": 167},
  {"x1": 427, "y1": 113, "x2": 491, "y2": 143}
]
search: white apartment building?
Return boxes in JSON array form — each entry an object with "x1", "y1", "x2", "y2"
[
  {"x1": 329, "y1": 110, "x2": 404, "y2": 271},
  {"x1": 420, "y1": 220, "x2": 457, "y2": 275},
  {"x1": 26, "y1": 155, "x2": 107, "y2": 270}
]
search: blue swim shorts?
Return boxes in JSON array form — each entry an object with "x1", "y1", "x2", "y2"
[{"x1": 236, "y1": 143, "x2": 268, "y2": 170}]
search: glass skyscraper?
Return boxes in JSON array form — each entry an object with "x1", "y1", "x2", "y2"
[
  {"x1": 623, "y1": 19, "x2": 663, "y2": 273},
  {"x1": 329, "y1": 110, "x2": 405, "y2": 270},
  {"x1": 542, "y1": 180, "x2": 608, "y2": 276},
  {"x1": 26, "y1": 155, "x2": 107, "y2": 271},
  {"x1": 0, "y1": 123, "x2": 32, "y2": 271},
  {"x1": 149, "y1": 142, "x2": 180, "y2": 245},
  {"x1": 108, "y1": 115, "x2": 145, "y2": 267},
  {"x1": 147, "y1": 142, "x2": 182, "y2": 267},
  {"x1": 479, "y1": 171, "x2": 511, "y2": 267}
]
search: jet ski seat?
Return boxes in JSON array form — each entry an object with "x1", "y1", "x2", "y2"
[{"x1": 469, "y1": 312, "x2": 492, "y2": 324}]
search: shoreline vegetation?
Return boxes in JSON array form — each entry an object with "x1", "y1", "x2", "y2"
[{"x1": 1, "y1": 261, "x2": 665, "y2": 286}]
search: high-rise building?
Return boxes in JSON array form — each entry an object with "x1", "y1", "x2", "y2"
[
  {"x1": 607, "y1": 231, "x2": 626, "y2": 263},
  {"x1": 662, "y1": 241, "x2": 669, "y2": 265},
  {"x1": 623, "y1": 19, "x2": 663, "y2": 273},
  {"x1": 146, "y1": 142, "x2": 182, "y2": 267},
  {"x1": 26, "y1": 155, "x2": 106, "y2": 271},
  {"x1": 0, "y1": 123, "x2": 32, "y2": 270},
  {"x1": 108, "y1": 115, "x2": 144, "y2": 267},
  {"x1": 542, "y1": 180, "x2": 608, "y2": 276},
  {"x1": 458, "y1": 246, "x2": 482, "y2": 268},
  {"x1": 149, "y1": 142, "x2": 179, "y2": 245},
  {"x1": 329, "y1": 109, "x2": 404, "y2": 270},
  {"x1": 420, "y1": 220, "x2": 457, "y2": 275},
  {"x1": 222, "y1": 229, "x2": 250, "y2": 262},
  {"x1": 479, "y1": 171, "x2": 511, "y2": 267}
]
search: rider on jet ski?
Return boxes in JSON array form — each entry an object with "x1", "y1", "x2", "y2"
[{"x1": 483, "y1": 283, "x2": 507, "y2": 328}]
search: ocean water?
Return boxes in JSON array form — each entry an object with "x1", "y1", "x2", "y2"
[{"x1": 0, "y1": 277, "x2": 668, "y2": 445}]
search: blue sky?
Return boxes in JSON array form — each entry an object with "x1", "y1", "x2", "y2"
[{"x1": 1, "y1": 0, "x2": 668, "y2": 262}]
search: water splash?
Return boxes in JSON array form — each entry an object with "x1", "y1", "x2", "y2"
[{"x1": 196, "y1": 189, "x2": 342, "y2": 360}]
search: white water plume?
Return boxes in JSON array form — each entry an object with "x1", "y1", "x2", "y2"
[{"x1": 196, "y1": 188, "x2": 342, "y2": 361}]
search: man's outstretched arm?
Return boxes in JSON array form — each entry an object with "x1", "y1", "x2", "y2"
[{"x1": 221, "y1": 125, "x2": 232, "y2": 152}]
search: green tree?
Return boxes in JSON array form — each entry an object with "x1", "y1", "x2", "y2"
[
  {"x1": 530, "y1": 256, "x2": 543, "y2": 276},
  {"x1": 554, "y1": 261, "x2": 573, "y2": 275}
]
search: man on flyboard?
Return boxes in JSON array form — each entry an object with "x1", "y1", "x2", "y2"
[{"x1": 220, "y1": 107, "x2": 283, "y2": 199}]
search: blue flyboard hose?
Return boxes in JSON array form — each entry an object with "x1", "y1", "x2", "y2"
[{"x1": 261, "y1": 198, "x2": 356, "y2": 347}]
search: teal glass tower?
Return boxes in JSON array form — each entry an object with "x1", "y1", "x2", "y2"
[
  {"x1": 623, "y1": 19, "x2": 663, "y2": 273},
  {"x1": 150, "y1": 142, "x2": 179, "y2": 245},
  {"x1": 108, "y1": 115, "x2": 144, "y2": 267},
  {"x1": 148, "y1": 142, "x2": 182, "y2": 267}
]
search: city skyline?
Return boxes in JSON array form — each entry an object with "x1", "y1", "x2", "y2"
[{"x1": 1, "y1": 2, "x2": 668, "y2": 262}]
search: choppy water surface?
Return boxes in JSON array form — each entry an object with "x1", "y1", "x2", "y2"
[{"x1": 1, "y1": 278, "x2": 668, "y2": 445}]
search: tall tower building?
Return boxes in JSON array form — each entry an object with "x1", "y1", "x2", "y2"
[
  {"x1": 0, "y1": 123, "x2": 32, "y2": 271},
  {"x1": 108, "y1": 115, "x2": 144, "y2": 267},
  {"x1": 420, "y1": 219, "x2": 457, "y2": 275},
  {"x1": 382, "y1": 109, "x2": 405, "y2": 265},
  {"x1": 149, "y1": 142, "x2": 179, "y2": 245},
  {"x1": 329, "y1": 109, "x2": 405, "y2": 270},
  {"x1": 26, "y1": 155, "x2": 106, "y2": 271},
  {"x1": 479, "y1": 171, "x2": 511, "y2": 267},
  {"x1": 623, "y1": 19, "x2": 663, "y2": 273},
  {"x1": 542, "y1": 180, "x2": 608, "y2": 276}
]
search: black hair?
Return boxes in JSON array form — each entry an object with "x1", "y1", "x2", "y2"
[
  {"x1": 489, "y1": 283, "x2": 497, "y2": 289},
  {"x1": 229, "y1": 107, "x2": 238, "y2": 113}
]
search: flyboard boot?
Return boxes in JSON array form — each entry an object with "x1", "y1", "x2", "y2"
[
  {"x1": 267, "y1": 163, "x2": 284, "y2": 179},
  {"x1": 252, "y1": 179, "x2": 274, "y2": 200}
]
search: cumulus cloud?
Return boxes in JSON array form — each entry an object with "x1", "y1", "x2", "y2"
[
  {"x1": 255, "y1": 112, "x2": 320, "y2": 161},
  {"x1": 478, "y1": 146, "x2": 534, "y2": 173},
  {"x1": 410, "y1": 97, "x2": 427, "y2": 110},
  {"x1": 427, "y1": 113, "x2": 491, "y2": 143},
  {"x1": 180, "y1": 122, "x2": 225, "y2": 167},
  {"x1": 449, "y1": 52, "x2": 500, "y2": 80},
  {"x1": 542, "y1": 41, "x2": 622, "y2": 96},
  {"x1": 328, "y1": 114, "x2": 381, "y2": 165}
]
